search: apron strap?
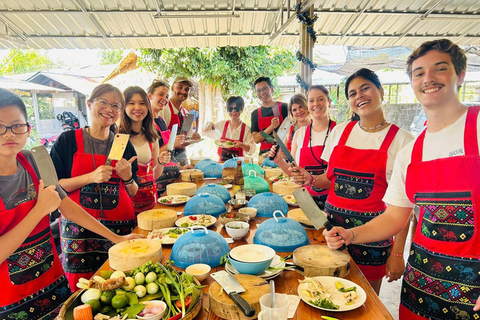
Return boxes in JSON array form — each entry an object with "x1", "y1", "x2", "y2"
[
  {"x1": 379, "y1": 124, "x2": 400, "y2": 152},
  {"x1": 303, "y1": 124, "x2": 312, "y2": 148},
  {"x1": 338, "y1": 121, "x2": 357, "y2": 146},
  {"x1": 465, "y1": 106, "x2": 480, "y2": 156},
  {"x1": 221, "y1": 121, "x2": 229, "y2": 140},
  {"x1": 411, "y1": 129, "x2": 426, "y2": 163},
  {"x1": 75, "y1": 128, "x2": 85, "y2": 153},
  {"x1": 148, "y1": 142, "x2": 154, "y2": 167},
  {"x1": 239, "y1": 123, "x2": 246, "y2": 141},
  {"x1": 154, "y1": 121, "x2": 161, "y2": 132}
]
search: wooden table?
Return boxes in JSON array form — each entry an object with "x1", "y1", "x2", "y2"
[{"x1": 95, "y1": 179, "x2": 394, "y2": 320}]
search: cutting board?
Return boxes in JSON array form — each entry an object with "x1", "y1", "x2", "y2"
[
  {"x1": 272, "y1": 180, "x2": 300, "y2": 195},
  {"x1": 209, "y1": 274, "x2": 269, "y2": 320},
  {"x1": 293, "y1": 245, "x2": 350, "y2": 278},
  {"x1": 109, "y1": 239, "x2": 163, "y2": 271},
  {"x1": 137, "y1": 208, "x2": 177, "y2": 230}
]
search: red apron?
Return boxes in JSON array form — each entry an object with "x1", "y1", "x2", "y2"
[
  {"x1": 258, "y1": 102, "x2": 284, "y2": 153},
  {"x1": 155, "y1": 127, "x2": 180, "y2": 196},
  {"x1": 400, "y1": 106, "x2": 480, "y2": 320},
  {"x1": 217, "y1": 121, "x2": 246, "y2": 161},
  {"x1": 0, "y1": 154, "x2": 70, "y2": 319},
  {"x1": 299, "y1": 121, "x2": 336, "y2": 205},
  {"x1": 131, "y1": 142, "x2": 157, "y2": 214},
  {"x1": 167, "y1": 101, "x2": 184, "y2": 130},
  {"x1": 60, "y1": 129, "x2": 136, "y2": 290},
  {"x1": 325, "y1": 122, "x2": 399, "y2": 280},
  {"x1": 286, "y1": 123, "x2": 296, "y2": 151}
]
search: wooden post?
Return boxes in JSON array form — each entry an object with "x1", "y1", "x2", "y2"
[{"x1": 299, "y1": 2, "x2": 314, "y2": 95}]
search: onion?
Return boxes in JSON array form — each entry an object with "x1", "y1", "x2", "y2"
[
  {"x1": 151, "y1": 306, "x2": 164, "y2": 314},
  {"x1": 143, "y1": 313, "x2": 154, "y2": 317}
]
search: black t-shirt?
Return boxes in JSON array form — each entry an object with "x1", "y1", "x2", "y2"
[
  {"x1": 50, "y1": 129, "x2": 138, "y2": 182},
  {"x1": 250, "y1": 102, "x2": 289, "y2": 133},
  {"x1": 154, "y1": 117, "x2": 168, "y2": 147}
]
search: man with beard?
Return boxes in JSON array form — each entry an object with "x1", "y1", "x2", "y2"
[
  {"x1": 251, "y1": 76, "x2": 288, "y2": 156},
  {"x1": 158, "y1": 76, "x2": 200, "y2": 166}
]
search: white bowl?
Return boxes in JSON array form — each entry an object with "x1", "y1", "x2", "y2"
[
  {"x1": 225, "y1": 221, "x2": 250, "y2": 240},
  {"x1": 229, "y1": 244, "x2": 275, "y2": 263},
  {"x1": 238, "y1": 207, "x2": 257, "y2": 219},
  {"x1": 137, "y1": 300, "x2": 167, "y2": 320},
  {"x1": 186, "y1": 263, "x2": 211, "y2": 281}
]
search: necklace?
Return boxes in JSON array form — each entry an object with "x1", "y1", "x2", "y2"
[{"x1": 358, "y1": 120, "x2": 387, "y2": 130}]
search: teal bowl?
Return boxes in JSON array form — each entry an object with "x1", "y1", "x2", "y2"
[{"x1": 228, "y1": 254, "x2": 273, "y2": 275}]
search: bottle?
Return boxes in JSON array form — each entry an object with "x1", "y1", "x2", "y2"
[{"x1": 233, "y1": 160, "x2": 244, "y2": 196}]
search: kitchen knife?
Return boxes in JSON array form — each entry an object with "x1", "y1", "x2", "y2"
[
  {"x1": 210, "y1": 271, "x2": 255, "y2": 317},
  {"x1": 272, "y1": 103, "x2": 280, "y2": 118},
  {"x1": 105, "y1": 133, "x2": 130, "y2": 166},
  {"x1": 272, "y1": 131, "x2": 295, "y2": 165},
  {"x1": 181, "y1": 113, "x2": 194, "y2": 135},
  {"x1": 260, "y1": 130, "x2": 279, "y2": 161},
  {"x1": 31, "y1": 145, "x2": 59, "y2": 187},
  {"x1": 167, "y1": 124, "x2": 178, "y2": 152},
  {"x1": 277, "y1": 117, "x2": 294, "y2": 141},
  {"x1": 293, "y1": 187, "x2": 346, "y2": 250}
]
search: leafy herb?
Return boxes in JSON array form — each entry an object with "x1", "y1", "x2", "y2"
[{"x1": 309, "y1": 297, "x2": 339, "y2": 310}]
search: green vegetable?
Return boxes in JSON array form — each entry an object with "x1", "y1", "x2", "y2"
[
  {"x1": 115, "y1": 289, "x2": 127, "y2": 296},
  {"x1": 99, "y1": 305, "x2": 113, "y2": 314},
  {"x1": 145, "y1": 271, "x2": 157, "y2": 283},
  {"x1": 146, "y1": 282, "x2": 159, "y2": 295},
  {"x1": 126, "y1": 292, "x2": 139, "y2": 305},
  {"x1": 321, "y1": 316, "x2": 341, "y2": 320},
  {"x1": 100, "y1": 270, "x2": 114, "y2": 279},
  {"x1": 309, "y1": 297, "x2": 339, "y2": 310},
  {"x1": 339, "y1": 286, "x2": 357, "y2": 293},
  {"x1": 100, "y1": 290, "x2": 115, "y2": 305},
  {"x1": 134, "y1": 285, "x2": 147, "y2": 298},
  {"x1": 111, "y1": 295, "x2": 129, "y2": 309},
  {"x1": 85, "y1": 299, "x2": 101, "y2": 313},
  {"x1": 181, "y1": 222, "x2": 189, "y2": 227},
  {"x1": 134, "y1": 272, "x2": 145, "y2": 285},
  {"x1": 121, "y1": 304, "x2": 145, "y2": 318}
]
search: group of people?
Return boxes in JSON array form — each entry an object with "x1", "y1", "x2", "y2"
[{"x1": 0, "y1": 38, "x2": 479, "y2": 320}]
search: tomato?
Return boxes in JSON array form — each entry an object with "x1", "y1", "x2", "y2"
[
  {"x1": 167, "y1": 199, "x2": 173, "y2": 203},
  {"x1": 175, "y1": 295, "x2": 192, "y2": 309},
  {"x1": 227, "y1": 213, "x2": 236, "y2": 219},
  {"x1": 189, "y1": 216, "x2": 197, "y2": 221}
]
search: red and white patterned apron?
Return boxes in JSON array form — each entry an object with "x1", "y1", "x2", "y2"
[
  {"x1": 217, "y1": 121, "x2": 246, "y2": 161},
  {"x1": 401, "y1": 106, "x2": 480, "y2": 320},
  {"x1": 0, "y1": 154, "x2": 70, "y2": 319},
  {"x1": 60, "y1": 129, "x2": 136, "y2": 290},
  {"x1": 299, "y1": 121, "x2": 336, "y2": 205},
  {"x1": 325, "y1": 122, "x2": 399, "y2": 280},
  {"x1": 131, "y1": 142, "x2": 157, "y2": 214},
  {"x1": 258, "y1": 102, "x2": 284, "y2": 154},
  {"x1": 155, "y1": 127, "x2": 180, "y2": 196}
]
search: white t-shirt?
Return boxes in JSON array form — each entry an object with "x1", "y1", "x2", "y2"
[
  {"x1": 293, "y1": 125, "x2": 329, "y2": 164},
  {"x1": 204, "y1": 120, "x2": 257, "y2": 156},
  {"x1": 132, "y1": 140, "x2": 152, "y2": 165},
  {"x1": 322, "y1": 122, "x2": 414, "y2": 182},
  {"x1": 384, "y1": 111, "x2": 480, "y2": 208},
  {"x1": 158, "y1": 101, "x2": 186, "y2": 127}
]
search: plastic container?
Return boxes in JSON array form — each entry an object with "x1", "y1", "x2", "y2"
[
  {"x1": 228, "y1": 244, "x2": 275, "y2": 275},
  {"x1": 254, "y1": 211, "x2": 309, "y2": 252},
  {"x1": 194, "y1": 158, "x2": 216, "y2": 170},
  {"x1": 242, "y1": 163, "x2": 264, "y2": 177},
  {"x1": 195, "y1": 184, "x2": 231, "y2": 204},
  {"x1": 223, "y1": 157, "x2": 245, "y2": 168},
  {"x1": 261, "y1": 157, "x2": 279, "y2": 168},
  {"x1": 247, "y1": 192, "x2": 288, "y2": 217},
  {"x1": 201, "y1": 162, "x2": 224, "y2": 178},
  {"x1": 244, "y1": 170, "x2": 270, "y2": 195},
  {"x1": 183, "y1": 193, "x2": 226, "y2": 217},
  {"x1": 170, "y1": 226, "x2": 230, "y2": 268}
]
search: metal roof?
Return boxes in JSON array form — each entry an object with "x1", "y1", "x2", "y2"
[
  {"x1": 0, "y1": 77, "x2": 65, "y2": 92},
  {"x1": 0, "y1": 0, "x2": 479, "y2": 49}
]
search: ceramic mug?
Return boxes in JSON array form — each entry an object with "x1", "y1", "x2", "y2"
[{"x1": 258, "y1": 293, "x2": 290, "y2": 320}]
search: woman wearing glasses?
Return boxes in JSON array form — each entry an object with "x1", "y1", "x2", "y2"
[
  {"x1": 203, "y1": 96, "x2": 256, "y2": 161},
  {"x1": 50, "y1": 84, "x2": 140, "y2": 290}
]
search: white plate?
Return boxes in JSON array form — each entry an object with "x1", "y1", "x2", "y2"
[
  {"x1": 283, "y1": 195, "x2": 299, "y2": 207},
  {"x1": 223, "y1": 184, "x2": 233, "y2": 189},
  {"x1": 297, "y1": 276, "x2": 367, "y2": 312},
  {"x1": 146, "y1": 227, "x2": 189, "y2": 245},
  {"x1": 215, "y1": 140, "x2": 235, "y2": 148},
  {"x1": 158, "y1": 195, "x2": 191, "y2": 206},
  {"x1": 175, "y1": 215, "x2": 217, "y2": 228},
  {"x1": 225, "y1": 255, "x2": 285, "y2": 280}
]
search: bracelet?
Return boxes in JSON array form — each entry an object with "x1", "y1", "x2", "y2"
[
  {"x1": 304, "y1": 172, "x2": 314, "y2": 187},
  {"x1": 350, "y1": 229, "x2": 355, "y2": 244},
  {"x1": 390, "y1": 252, "x2": 403, "y2": 258},
  {"x1": 123, "y1": 177, "x2": 134, "y2": 185},
  {"x1": 157, "y1": 157, "x2": 166, "y2": 166}
]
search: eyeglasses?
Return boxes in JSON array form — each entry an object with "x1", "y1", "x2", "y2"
[
  {"x1": 227, "y1": 107, "x2": 241, "y2": 112},
  {"x1": 94, "y1": 99, "x2": 122, "y2": 112},
  {"x1": 256, "y1": 86, "x2": 271, "y2": 94},
  {"x1": 0, "y1": 123, "x2": 30, "y2": 135}
]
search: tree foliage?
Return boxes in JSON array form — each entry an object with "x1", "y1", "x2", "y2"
[
  {"x1": 138, "y1": 46, "x2": 297, "y2": 97},
  {"x1": 0, "y1": 49, "x2": 57, "y2": 75},
  {"x1": 100, "y1": 49, "x2": 124, "y2": 65}
]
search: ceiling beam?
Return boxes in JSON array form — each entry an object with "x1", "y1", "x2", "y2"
[
  {"x1": 340, "y1": 0, "x2": 375, "y2": 40},
  {"x1": 269, "y1": 0, "x2": 316, "y2": 44},
  {"x1": 71, "y1": 0, "x2": 107, "y2": 39},
  {"x1": 397, "y1": 0, "x2": 444, "y2": 42},
  {"x1": 0, "y1": 14, "x2": 27, "y2": 42}
]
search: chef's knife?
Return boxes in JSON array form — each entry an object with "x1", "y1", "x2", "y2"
[
  {"x1": 293, "y1": 187, "x2": 346, "y2": 250},
  {"x1": 277, "y1": 117, "x2": 294, "y2": 141},
  {"x1": 31, "y1": 145, "x2": 59, "y2": 187},
  {"x1": 210, "y1": 271, "x2": 255, "y2": 317},
  {"x1": 272, "y1": 131, "x2": 295, "y2": 165},
  {"x1": 260, "y1": 130, "x2": 279, "y2": 161},
  {"x1": 181, "y1": 113, "x2": 194, "y2": 136},
  {"x1": 105, "y1": 133, "x2": 130, "y2": 166},
  {"x1": 167, "y1": 124, "x2": 178, "y2": 153},
  {"x1": 272, "y1": 103, "x2": 280, "y2": 118}
]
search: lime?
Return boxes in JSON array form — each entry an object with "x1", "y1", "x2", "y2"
[
  {"x1": 85, "y1": 299, "x2": 101, "y2": 313},
  {"x1": 111, "y1": 294, "x2": 129, "y2": 309}
]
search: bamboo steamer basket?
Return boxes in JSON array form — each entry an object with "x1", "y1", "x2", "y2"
[
  {"x1": 272, "y1": 180, "x2": 300, "y2": 195},
  {"x1": 108, "y1": 239, "x2": 163, "y2": 271},
  {"x1": 167, "y1": 182, "x2": 197, "y2": 196},
  {"x1": 264, "y1": 167, "x2": 283, "y2": 179},
  {"x1": 181, "y1": 169, "x2": 204, "y2": 182},
  {"x1": 137, "y1": 208, "x2": 177, "y2": 230}
]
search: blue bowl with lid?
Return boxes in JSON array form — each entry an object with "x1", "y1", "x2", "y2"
[
  {"x1": 242, "y1": 163, "x2": 264, "y2": 177},
  {"x1": 194, "y1": 158, "x2": 216, "y2": 170},
  {"x1": 223, "y1": 158, "x2": 245, "y2": 168},
  {"x1": 171, "y1": 226, "x2": 230, "y2": 268},
  {"x1": 201, "y1": 162, "x2": 224, "y2": 178},
  {"x1": 247, "y1": 192, "x2": 288, "y2": 217},
  {"x1": 195, "y1": 184, "x2": 231, "y2": 204},
  {"x1": 183, "y1": 193, "x2": 226, "y2": 217}
]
